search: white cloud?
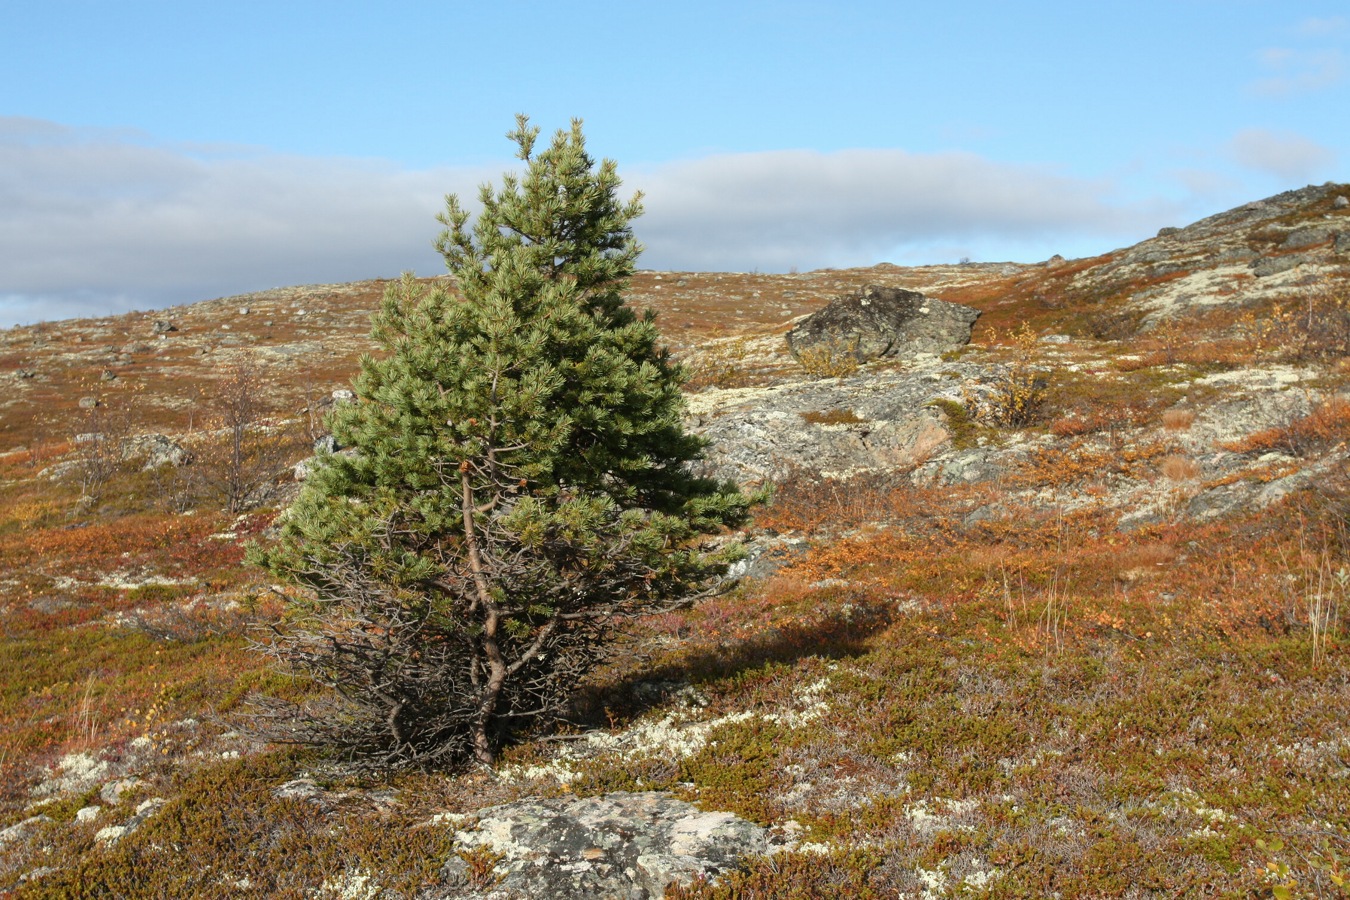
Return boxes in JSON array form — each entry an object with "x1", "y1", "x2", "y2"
[
  {"x1": 1295, "y1": 16, "x2": 1348, "y2": 38},
  {"x1": 1, "y1": 119, "x2": 1178, "y2": 326},
  {"x1": 1228, "y1": 128, "x2": 1337, "y2": 181},
  {"x1": 0, "y1": 117, "x2": 490, "y2": 325},
  {"x1": 631, "y1": 149, "x2": 1162, "y2": 271},
  {"x1": 1249, "y1": 46, "x2": 1344, "y2": 96}
]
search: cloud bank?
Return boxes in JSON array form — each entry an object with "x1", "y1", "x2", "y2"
[
  {"x1": 631, "y1": 149, "x2": 1157, "y2": 272},
  {"x1": 3, "y1": 117, "x2": 1176, "y2": 326},
  {"x1": 1229, "y1": 128, "x2": 1338, "y2": 181},
  {"x1": 0, "y1": 118, "x2": 480, "y2": 325}
]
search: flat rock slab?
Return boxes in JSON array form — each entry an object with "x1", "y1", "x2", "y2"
[
  {"x1": 437, "y1": 791, "x2": 769, "y2": 899},
  {"x1": 786, "y1": 284, "x2": 979, "y2": 363},
  {"x1": 687, "y1": 365, "x2": 977, "y2": 484}
]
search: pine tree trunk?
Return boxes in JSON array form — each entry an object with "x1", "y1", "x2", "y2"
[
  {"x1": 462, "y1": 464, "x2": 506, "y2": 765},
  {"x1": 471, "y1": 661, "x2": 506, "y2": 765}
]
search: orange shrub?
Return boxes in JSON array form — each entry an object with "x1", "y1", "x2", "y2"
[{"x1": 1225, "y1": 399, "x2": 1350, "y2": 457}]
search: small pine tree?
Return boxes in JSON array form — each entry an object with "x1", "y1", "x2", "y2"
[{"x1": 249, "y1": 116, "x2": 750, "y2": 769}]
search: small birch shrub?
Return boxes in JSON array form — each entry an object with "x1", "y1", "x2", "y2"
[
  {"x1": 796, "y1": 338, "x2": 861, "y2": 378},
  {"x1": 968, "y1": 324, "x2": 1050, "y2": 428}
]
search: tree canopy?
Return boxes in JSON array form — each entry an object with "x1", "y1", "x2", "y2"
[{"x1": 249, "y1": 116, "x2": 751, "y2": 768}]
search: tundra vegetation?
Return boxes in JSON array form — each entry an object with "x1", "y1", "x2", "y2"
[{"x1": 0, "y1": 183, "x2": 1349, "y2": 896}]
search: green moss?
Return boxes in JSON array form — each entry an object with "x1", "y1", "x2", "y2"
[
  {"x1": 676, "y1": 720, "x2": 790, "y2": 825},
  {"x1": 927, "y1": 398, "x2": 985, "y2": 450},
  {"x1": 667, "y1": 846, "x2": 887, "y2": 899},
  {"x1": 124, "y1": 582, "x2": 194, "y2": 605}
]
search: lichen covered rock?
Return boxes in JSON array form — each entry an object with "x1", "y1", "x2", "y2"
[
  {"x1": 436, "y1": 792, "x2": 769, "y2": 899},
  {"x1": 785, "y1": 284, "x2": 979, "y2": 365}
]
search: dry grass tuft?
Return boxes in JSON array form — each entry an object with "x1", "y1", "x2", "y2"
[
  {"x1": 1159, "y1": 454, "x2": 1202, "y2": 482},
  {"x1": 1161, "y1": 408, "x2": 1197, "y2": 430}
]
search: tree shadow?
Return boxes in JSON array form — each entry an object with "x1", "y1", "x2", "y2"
[{"x1": 566, "y1": 596, "x2": 896, "y2": 730}]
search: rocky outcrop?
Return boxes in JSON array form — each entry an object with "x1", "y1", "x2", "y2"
[
  {"x1": 123, "y1": 433, "x2": 190, "y2": 469},
  {"x1": 1068, "y1": 182, "x2": 1350, "y2": 328},
  {"x1": 435, "y1": 792, "x2": 770, "y2": 899},
  {"x1": 687, "y1": 363, "x2": 982, "y2": 484},
  {"x1": 785, "y1": 285, "x2": 979, "y2": 365}
]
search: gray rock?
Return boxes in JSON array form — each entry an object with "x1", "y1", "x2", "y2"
[
  {"x1": 725, "y1": 535, "x2": 810, "y2": 581},
  {"x1": 294, "y1": 446, "x2": 357, "y2": 481},
  {"x1": 436, "y1": 792, "x2": 769, "y2": 899},
  {"x1": 920, "y1": 448, "x2": 1004, "y2": 486},
  {"x1": 1250, "y1": 255, "x2": 1304, "y2": 278},
  {"x1": 1156, "y1": 227, "x2": 1181, "y2": 238},
  {"x1": 690, "y1": 369, "x2": 960, "y2": 485},
  {"x1": 100, "y1": 777, "x2": 143, "y2": 805},
  {"x1": 0, "y1": 815, "x2": 50, "y2": 849},
  {"x1": 94, "y1": 797, "x2": 165, "y2": 846},
  {"x1": 78, "y1": 396, "x2": 99, "y2": 409},
  {"x1": 1213, "y1": 247, "x2": 1258, "y2": 264},
  {"x1": 1282, "y1": 226, "x2": 1338, "y2": 249},
  {"x1": 1336, "y1": 233, "x2": 1350, "y2": 255},
  {"x1": 785, "y1": 285, "x2": 979, "y2": 365},
  {"x1": 151, "y1": 320, "x2": 177, "y2": 335},
  {"x1": 123, "y1": 434, "x2": 190, "y2": 469},
  {"x1": 1334, "y1": 196, "x2": 1349, "y2": 209}
]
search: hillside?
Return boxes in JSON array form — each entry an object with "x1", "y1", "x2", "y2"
[{"x1": 2, "y1": 183, "x2": 1350, "y2": 897}]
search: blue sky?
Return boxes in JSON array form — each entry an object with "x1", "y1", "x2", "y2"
[{"x1": 2, "y1": 1, "x2": 1346, "y2": 325}]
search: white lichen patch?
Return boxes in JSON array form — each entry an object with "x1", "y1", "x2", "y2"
[
  {"x1": 1271, "y1": 734, "x2": 1350, "y2": 774},
  {"x1": 761, "y1": 676, "x2": 833, "y2": 728},
  {"x1": 502, "y1": 671, "x2": 844, "y2": 785},
  {"x1": 914, "y1": 864, "x2": 948, "y2": 899},
  {"x1": 497, "y1": 699, "x2": 758, "y2": 784},
  {"x1": 1193, "y1": 364, "x2": 1313, "y2": 389},
  {"x1": 961, "y1": 863, "x2": 1002, "y2": 891},
  {"x1": 904, "y1": 798, "x2": 980, "y2": 836},
  {"x1": 51, "y1": 570, "x2": 196, "y2": 592},
  {"x1": 314, "y1": 869, "x2": 381, "y2": 900},
  {"x1": 31, "y1": 752, "x2": 110, "y2": 798}
]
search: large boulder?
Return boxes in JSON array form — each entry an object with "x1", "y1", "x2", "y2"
[
  {"x1": 122, "y1": 433, "x2": 190, "y2": 470},
  {"x1": 686, "y1": 365, "x2": 985, "y2": 485},
  {"x1": 786, "y1": 285, "x2": 979, "y2": 365},
  {"x1": 436, "y1": 792, "x2": 770, "y2": 899}
]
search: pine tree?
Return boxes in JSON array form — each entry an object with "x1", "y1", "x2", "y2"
[{"x1": 249, "y1": 116, "x2": 750, "y2": 769}]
